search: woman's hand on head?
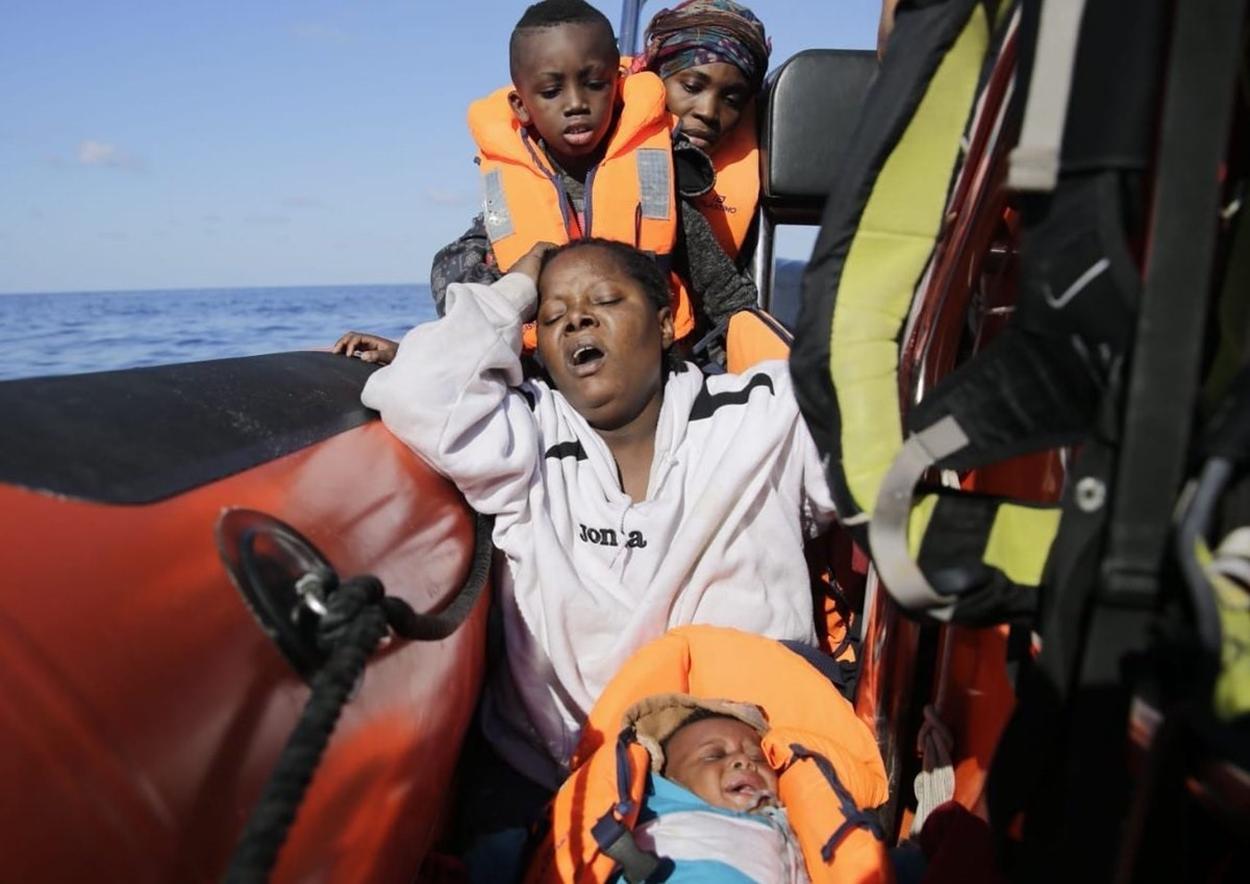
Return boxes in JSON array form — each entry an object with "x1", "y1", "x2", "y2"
[
  {"x1": 332, "y1": 331, "x2": 399, "y2": 365},
  {"x1": 510, "y1": 241, "x2": 558, "y2": 286}
]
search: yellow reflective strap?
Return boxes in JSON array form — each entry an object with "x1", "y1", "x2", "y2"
[
  {"x1": 1200, "y1": 535, "x2": 1250, "y2": 721},
  {"x1": 832, "y1": 6, "x2": 990, "y2": 513},
  {"x1": 1210, "y1": 569, "x2": 1250, "y2": 721},
  {"x1": 982, "y1": 503, "x2": 1063, "y2": 587},
  {"x1": 994, "y1": 0, "x2": 1015, "y2": 29},
  {"x1": 1195, "y1": 537, "x2": 1213, "y2": 569},
  {"x1": 907, "y1": 494, "x2": 942, "y2": 558},
  {"x1": 905, "y1": 495, "x2": 1057, "y2": 587}
]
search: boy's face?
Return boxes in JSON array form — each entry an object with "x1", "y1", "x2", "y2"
[
  {"x1": 663, "y1": 62, "x2": 752, "y2": 155},
  {"x1": 509, "y1": 23, "x2": 621, "y2": 173},
  {"x1": 536, "y1": 246, "x2": 673, "y2": 431},
  {"x1": 663, "y1": 716, "x2": 778, "y2": 813}
]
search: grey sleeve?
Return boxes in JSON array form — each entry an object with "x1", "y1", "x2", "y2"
[
  {"x1": 674, "y1": 198, "x2": 759, "y2": 328},
  {"x1": 429, "y1": 214, "x2": 503, "y2": 316}
]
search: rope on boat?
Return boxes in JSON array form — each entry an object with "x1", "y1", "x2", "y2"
[
  {"x1": 223, "y1": 575, "x2": 388, "y2": 884},
  {"x1": 222, "y1": 512, "x2": 494, "y2": 883},
  {"x1": 383, "y1": 513, "x2": 495, "y2": 642}
]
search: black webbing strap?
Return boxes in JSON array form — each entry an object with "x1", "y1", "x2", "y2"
[
  {"x1": 590, "y1": 730, "x2": 664, "y2": 884},
  {"x1": 1097, "y1": 0, "x2": 1247, "y2": 620},
  {"x1": 988, "y1": 2, "x2": 1247, "y2": 879},
  {"x1": 1063, "y1": 9, "x2": 1246, "y2": 862},
  {"x1": 1034, "y1": 1, "x2": 1243, "y2": 879},
  {"x1": 591, "y1": 822, "x2": 662, "y2": 884},
  {"x1": 788, "y1": 743, "x2": 886, "y2": 862}
]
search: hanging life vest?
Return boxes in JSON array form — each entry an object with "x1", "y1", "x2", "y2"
[
  {"x1": 793, "y1": 0, "x2": 1239, "y2": 876},
  {"x1": 789, "y1": 0, "x2": 1133, "y2": 626},
  {"x1": 468, "y1": 72, "x2": 694, "y2": 345},
  {"x1": 522, "y1": 626, "x2": 891, "y2": 884}
]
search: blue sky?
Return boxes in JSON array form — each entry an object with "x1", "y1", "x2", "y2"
[{"x1": 0, "y1": 1, "x2": 878, "y2": 295}]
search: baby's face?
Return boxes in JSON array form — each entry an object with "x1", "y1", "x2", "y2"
[{"x1": 663, "y1": 717, "x2": 778, "y2": 813}]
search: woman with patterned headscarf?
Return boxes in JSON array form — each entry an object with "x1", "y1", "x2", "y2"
[
  {"x1": 631, "y1": 0, "x2": 770, "y2": 156},
  {"x1": 630, "y1": 0, "x2": 772, "y2": 267},
  {"x1": 626, "y1": 0, "x2": 788, "y2": 377}
]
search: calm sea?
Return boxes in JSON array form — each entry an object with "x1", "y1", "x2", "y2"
[{"x1": 0, "y1": 284, "x2": 436, "y2": 382}]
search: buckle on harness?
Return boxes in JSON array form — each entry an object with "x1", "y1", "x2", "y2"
[{"x1": 591, "y1": 813, "x2": 663, "y2": 884}]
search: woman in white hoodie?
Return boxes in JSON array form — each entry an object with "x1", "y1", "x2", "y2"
[{"x1": 358, "y1": 238, "x2": 836, "y2": 791}]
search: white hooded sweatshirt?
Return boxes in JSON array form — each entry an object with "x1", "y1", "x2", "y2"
[{"x1": 361, "y1": 272, "x2": 836, "y2": 788}]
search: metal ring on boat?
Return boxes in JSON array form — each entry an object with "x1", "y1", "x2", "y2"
[{"x1": 216, "y1": 508, "x2": 339, "y2": 679}]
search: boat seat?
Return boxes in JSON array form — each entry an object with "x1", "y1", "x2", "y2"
[{"x1": 753, "y1": 48, "x2": 878, "y2": 328}]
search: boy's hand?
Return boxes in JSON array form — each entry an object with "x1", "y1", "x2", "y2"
[
  {"x1": 510, "y1": 241, "x2": 557, "y2": 285},
  {"x1": 332, "y1": 331, "x2": 399, "y2": 365}
]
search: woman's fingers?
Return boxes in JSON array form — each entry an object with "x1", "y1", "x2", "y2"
[
  {"x1": 332, "y1": 332, "x2": 361, "y2": 355},
  {"x1": 511, "y1": 240, "x2": 558, "y2": 283},
  {"x1": 333, "y1": 331, "x2": 395, "y2": 358}
]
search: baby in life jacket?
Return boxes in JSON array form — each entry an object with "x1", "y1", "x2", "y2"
[
  {"x1": 522, "y1": 626, "x2": 890, "y2": 884},
  {"x1": 628, "y1": 693, "x2": 810, "y2": 884}
]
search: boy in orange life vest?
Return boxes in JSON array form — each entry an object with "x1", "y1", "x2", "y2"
[{"x1": 430, "y1": 0, "x2": 758, "y2": 351}]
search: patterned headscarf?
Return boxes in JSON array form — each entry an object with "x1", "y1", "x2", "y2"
[{"x1": 630, "y1": 0, "x2": 772, "y2": 92}]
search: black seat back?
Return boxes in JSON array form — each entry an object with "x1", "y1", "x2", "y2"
[{"x1": 754, "y1": 49, "x2": 878, "y2": 322}]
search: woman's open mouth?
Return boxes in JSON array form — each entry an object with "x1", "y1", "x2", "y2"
[{"x1": 568, "y1": 343, "x2": 605, "y2": 376}]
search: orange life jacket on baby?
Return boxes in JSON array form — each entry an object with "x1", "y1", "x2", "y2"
[
  {"x1": 522, "y1": 625, "x2": 893, "y2": 884},
  {"x1": 685, "y1": 100, "x2": 761, "y2": 261},
  {"x1": 468, "y1": 72, "x2": 695, "y2": 346}
]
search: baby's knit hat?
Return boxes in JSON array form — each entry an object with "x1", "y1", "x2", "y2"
[{"x1": 622, "y1": 691, "x2": 769, "y2": 773}]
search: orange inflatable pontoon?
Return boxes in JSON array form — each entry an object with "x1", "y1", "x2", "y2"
[{"x1": 0, "y1": 352, "x2": 489, "y2": 883}]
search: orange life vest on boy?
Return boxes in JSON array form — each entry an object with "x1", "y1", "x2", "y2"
[
  {"x1": 523, "y1": 626, "x2": 893, "y2": 884},
  {"x1": 686, "y1": 100, "x2": 761, "y2": 260},
  {"x1": 468, "y1": 72, "x2": 695, "y2": 344}
]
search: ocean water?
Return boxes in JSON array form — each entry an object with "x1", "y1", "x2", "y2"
[{"x1": 0, "y1": 284, "x2": 436, "y2": 382}]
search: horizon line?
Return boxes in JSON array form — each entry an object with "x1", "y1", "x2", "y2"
[{"x1": 0, "y1": 280, "x2": 431, "y2": 298}]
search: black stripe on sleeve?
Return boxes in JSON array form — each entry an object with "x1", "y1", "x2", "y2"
[
  {"x1": 689, "y1": 373, "x2": 775, "y2": 421},
  {"x1": 544, "y1": 441, "x2": 588, "y2": 461}
]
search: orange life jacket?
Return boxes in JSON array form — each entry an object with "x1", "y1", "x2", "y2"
[
  {"x1": 672, "y1": 97, "x2": 784, "y2": 372},
  {"x1": 468, "y1": 72, "x2": 695, "y2": 345},
  {"x1": 686, "y1": 101, "x2": 761, "y2": 260},
  {"x1": 725, "y1": 307, "x2": 793, "y2": 373},
  {"x1": 523, "y1": 625, "x2": 893, "y2": 884}
]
